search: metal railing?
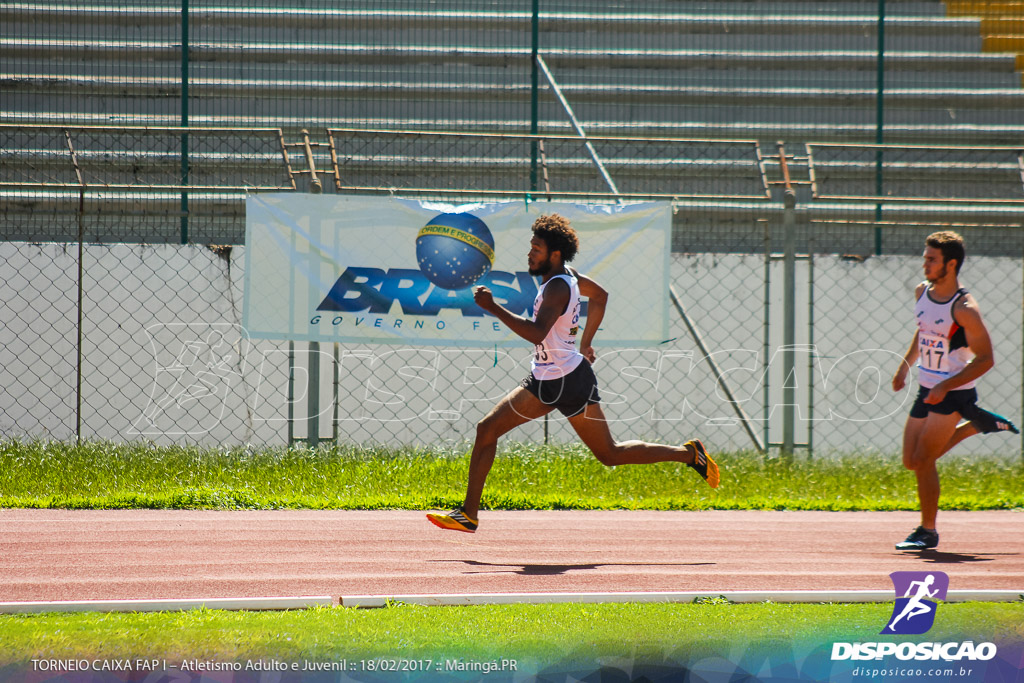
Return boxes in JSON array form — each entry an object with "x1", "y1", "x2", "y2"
[{"x1": 2, "y1": 125, "x2": 1022, "y2": 456}]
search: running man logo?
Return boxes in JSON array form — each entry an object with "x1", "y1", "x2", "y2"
[{"x1": 881, "y1": 571, "x2": 949, "y2": 635}]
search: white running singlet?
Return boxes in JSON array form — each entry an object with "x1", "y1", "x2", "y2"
[
  {"x1": 530, "y1": 272, "x2": 584, "y2": 380},
  {"x1": 914, "y1": 282, "x2": 975, "y2": 390}
]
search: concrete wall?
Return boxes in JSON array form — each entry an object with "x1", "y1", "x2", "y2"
[{"x1": 3, "y1": 241, "x2": 1020, "y2": 456}]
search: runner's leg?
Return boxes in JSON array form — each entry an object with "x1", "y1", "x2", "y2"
[
  {"x1": 567, "y1": 403, "x2": 693, "y2": 465},
  {"x1": 462, "y1": 386, "x2": 553, "y2": 518},
  {"x1": 940, "y1": 421, "x2": 978, "y2": 456},
  {"x1": 908, "y1": 411, "x2": 961, "y2": 530},
  {"x1": 902, "y1": 415, "x2": 927, "y2": 472}
]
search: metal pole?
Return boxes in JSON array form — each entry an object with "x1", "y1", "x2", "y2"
[
  {"x1": 874, "y1": 0, "x2": 885, "y2": 255},
  {"x1": 287, "y1": 221, "x2": 297, "y2": 446},
  {"x1": 807, "y1": 249, "x2": 815, "y2": 458},
  {"x1": 764, "y1": 220, "x2": 771, "y2": 456},
  {"x1": 539, "y1": 139, "x2": 552, "y2": 200},
  {"x1": 180, "y1": 0, "x2": 189, "y2": 244},
  {"x1": 308, "y1": 342, "x2": 320, "y2": 447},
  {"x1": 76, "y1": 189, "x2": 84, "y2": 443},
  {"x1": 776, "y1": 143, "x2": 799, "y2": 455},
  {"x1": 66, "y1": 130, "x2": 85, "y2": 443},
  {"x1": 529, "y1": 0, "x2": 540, "y2": 196},
  {"x1": 782, "y1": 197, "x2": 797, "y2": 458},
  {"x1": 302, "y1": 130, "x2": 322, "y2": 446},
  {"x1": 333, "y1": 342, "x2": 340, "y2": 442},
  {"x1": 287, "y1": 341, "x2": 295, "y2": 446},
  {"x1": 779, "y1": 143, "x2": 797, "y2": 458}
]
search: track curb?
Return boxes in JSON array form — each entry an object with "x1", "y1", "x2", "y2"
[
  {"x1": 0, "y1": 596, "x2": 334, "y2": 614},
  {"x1": 339, "y1": 589, "x2": 1024, "y2": 608},
  {"x1": 2, "y1": 592, "x2": 1021, "y2": 614}
]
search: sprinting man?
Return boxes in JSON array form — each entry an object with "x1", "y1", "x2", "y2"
[
  {"x1": 887, "y1": 574, "x2": 939, "y2": 631},
  {"x1": 891, "y1": 231, "x2": 1018, "y2": 550},
  {"x1": 427, "y1": 214, "x2": 718, "y2": 533}
]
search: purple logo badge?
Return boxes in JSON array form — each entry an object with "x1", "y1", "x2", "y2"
[{"x1": 882, "y1": 571, "x2": 949, "y2": 635}]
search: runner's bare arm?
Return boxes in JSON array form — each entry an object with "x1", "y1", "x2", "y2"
[
  {"x1": 572, "y1": 269, "x2": 608, "y2": 360},
  {"x1": 933, "y1": 294, "x2": 995, "y2": 393},
  {"x1": 474, "y1": 279, "x2": 569, "y2": 345}
]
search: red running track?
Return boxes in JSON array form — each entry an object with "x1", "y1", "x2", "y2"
[{"x1": 0, "y1": 509, "x2": 1021, "y2": 602}]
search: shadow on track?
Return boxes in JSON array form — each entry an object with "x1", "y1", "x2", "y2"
[
  {"x1": 894, "y1": 551, "x2": 1019, "y2": 564},
  {"x1": 431, "y1": 559, "x2": 715, "y2": 576}
]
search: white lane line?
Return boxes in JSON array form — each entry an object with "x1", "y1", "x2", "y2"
[
  {"x1": 3, "y1": 590, "x2": 1020, "y2": 613},
  {"x1": 340, "y1": 589, "x2": 1024, "y2": 608},
  {"x1": 0, "y1": 596, "x2": 334, "y2": 614}
]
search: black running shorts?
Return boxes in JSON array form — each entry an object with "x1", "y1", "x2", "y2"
[
  {"x1": 520, "y1": 359, "x2": 601, "y2": 417},
  {"x1": 909, "y1": 385, "x2": 979, "y2": 419}
]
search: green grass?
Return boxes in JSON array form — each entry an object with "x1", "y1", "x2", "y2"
[
  {"x1": 1, "y1": 602, "x2": 1021, "y2": 667},
  {"x1": 1, "y1": 440, "x2": 1021, "y2": 511},
  {"x1": 2, "y1": 442, "x2": 1022, "y2": 678}
]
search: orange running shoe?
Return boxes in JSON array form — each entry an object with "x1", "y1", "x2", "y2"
[
  {"x1": 685, "y1": 439, "x2": 719, "y2": 488},
  {"x1": 426, "y1": 507, "x2": 478, "y2": 533}
]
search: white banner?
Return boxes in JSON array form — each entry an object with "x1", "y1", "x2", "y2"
[{"x1": 243, "y1": 195, "x2": 670, "y2": 345}]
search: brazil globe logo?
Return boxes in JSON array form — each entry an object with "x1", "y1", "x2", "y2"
[{"x1": 415, "y1": 213, "x2": 496, "y2": 290}]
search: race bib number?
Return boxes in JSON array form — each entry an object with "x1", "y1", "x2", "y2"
[{"x1": 918, "y1": 332, "x2": 949, "y2": 374}]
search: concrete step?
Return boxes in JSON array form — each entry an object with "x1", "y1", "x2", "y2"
[
  {"x1": 3, "y1": 40, "x2": 1013, "y2": 71},
  {"x1": 5, "y1": 73, "x2": 1023, "y2": 107},
  {"x1": 5, "y1": 60, "x2": 1017, "y2": 89},
  {"x1": 0, "y1": 5, "x2": 981, "y2": 35},
  {"x1": 2, "y1": 111, "x2": 1021, "y2": 145}
]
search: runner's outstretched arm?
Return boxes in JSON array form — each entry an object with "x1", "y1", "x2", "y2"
[{"x1": 473, "y1": 280, "x2": 568, "y2": 345}]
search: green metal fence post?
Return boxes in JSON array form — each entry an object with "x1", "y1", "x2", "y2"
[
  {"x1": 874, "y1": 0, "x2": 885, "y2": 255},
  {"x1": 77, "y1": 188, "x2": 85, "y2": 443},
  {"x1": 763, "y1": 221, "x2": 771, "y2": 457},
  {"x1": 180, "y1": 0, "x2": 190, "y2": 244},
  {"x1": 529, "y1": 0, "x2": 540, "y2": 197}
]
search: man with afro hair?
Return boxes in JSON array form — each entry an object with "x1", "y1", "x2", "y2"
[{"x1": 428, "y1": 213, "x2": 717, "y2": 533}]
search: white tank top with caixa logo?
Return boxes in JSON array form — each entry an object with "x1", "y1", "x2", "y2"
[
  {"x1": 530, "y1": 272, "x2": 584, "y2": 380},
  {"x1": 915, "y1": 283, "x2": 976, "y2": 390}
]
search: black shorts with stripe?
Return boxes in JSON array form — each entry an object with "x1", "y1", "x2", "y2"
[
  {"x1": 520, "y1": 360, "x2": 601, "y2": 417},
  {"x1": 909, "y1": 384, "x2": 978, "y2": 419}
]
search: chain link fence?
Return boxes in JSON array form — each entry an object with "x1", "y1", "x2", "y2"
[
  {"x1": 2, "y1": 124, "x2": 1022, "y2": 456},
  {"x1": 0, "y1": 126, "x2": 292, "y2": 244},
  {"x1": 3, "y1": 0, "x2": 1023, "y2": 455}
]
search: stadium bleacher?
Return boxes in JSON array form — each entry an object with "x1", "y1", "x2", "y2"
[
  {"x1": 2, "y1": 1, "x2": 1022, "y2": 142},
  {"x1": 1, "y1": 1, "x2": 1021, "y2": 247}
]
